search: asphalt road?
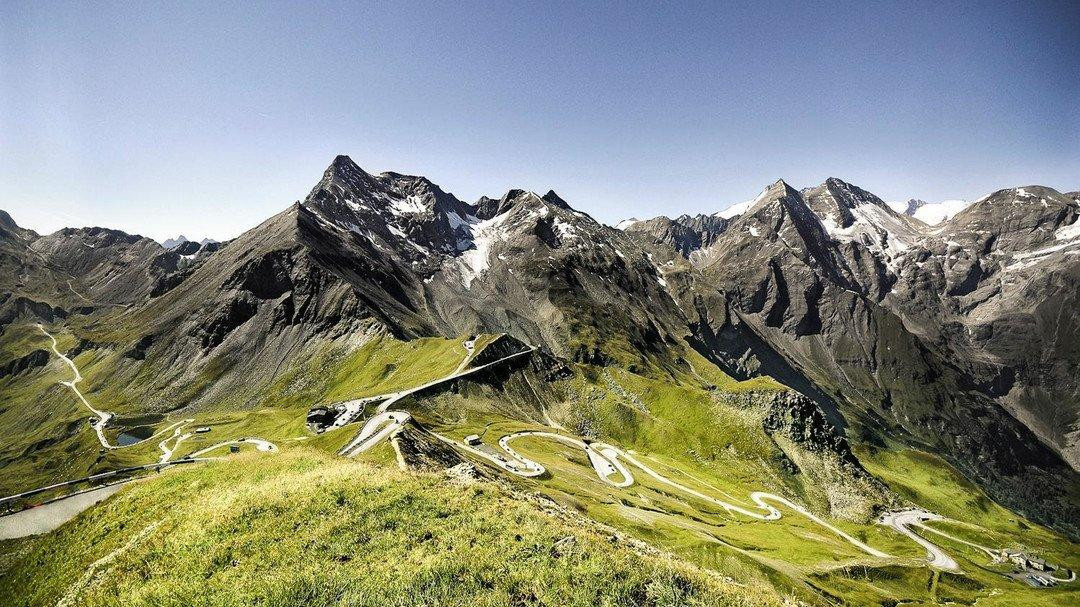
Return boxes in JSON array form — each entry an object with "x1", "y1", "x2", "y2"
[
  {"x1": 38, "y1": 323, "x2": 194, "y2": 454},
  {"x1": 338, "y1": 344, "x2": 535, "y2": 457},
  {"x1": 880, "y1": 510, "x2": 959, "y2": 571},
  {"x1": 0, "y1": 484, "x2": 126, "y2": 539}
]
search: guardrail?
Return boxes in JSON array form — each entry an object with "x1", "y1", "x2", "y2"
[{"x1": 0, "y1": 458, "x2": 210, "y2": 507}]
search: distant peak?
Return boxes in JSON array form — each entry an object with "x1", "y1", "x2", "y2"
[
  {"x1": 323, "y1": 154, "x2": 373, "y2": 183},
  {"x1": 332, "y1": 154, "x2": 358, "y2": 170},
  {"x1": 0, "y1": 209, "x2": 19, "y2": 231},
  {"x1": 816, "y1": 178, "x2": 888, "y2": 211},
  {"x1": 541, "y1": 190, "x2": 571, "y2": 209},
  {"x1": 764, "y1": 178, "x2": 800, "y2": 200},
  {"x1": 310, "y1": 154, "x2": 382, "y2": 202},
  {"x1": 161, "y1": 235, "x2": 190, "y2": 249},
  {"x1": 903, "y1": 199, "x2": 928, "y2": 216},
  {"x1": 501, "y1": 188, "x2": 527, "y2": 202}
]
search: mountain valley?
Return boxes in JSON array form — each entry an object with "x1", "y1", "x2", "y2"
[{"x1": 1, "y1": 157, "x2": 1077, "y2": 606}]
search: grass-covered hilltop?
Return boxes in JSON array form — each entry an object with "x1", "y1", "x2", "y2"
[
  {"x1": 1, "y1": 159, "x2": 1079, "y2": 606},
  {"x1": 1, "y1": 451, "x2": 783, "y2": 607},
  {"x1": 1, "y1": 323, "x2": 1077, "y2": 606}
]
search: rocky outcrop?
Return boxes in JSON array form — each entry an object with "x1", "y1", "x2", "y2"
[
  {"x1": 621, "y1": 214, "x2": 731, "y2": 256},
  {"x1": 723, "y1": 390, "x2": 859, "y2": 466},
  {"x1": 0, "y1": 296, "x2": 67, "y2": 328},
  {"x1": 723, "y1": 389, "x2": 896, "y2": 521},
  {"x1": 0, "y1": 349, "x2": 48, "y2": 378},
  {"x1": 2, "y1": 160, "x2": 1076, "y2": 536}
]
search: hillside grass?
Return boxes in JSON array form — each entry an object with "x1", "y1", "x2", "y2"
[
  {"x1": 412, "y1": 363, "x2": 1080, "y2": 607},
  {"x1": 0, "y1": 323, "x2": 485, "y2": 496},
  {"x1": 4, "y1": 318, "x2": 1079, "y2": 606},
  {"x1": 0, "y1": 449, "x2": 786, "y2": 607}
]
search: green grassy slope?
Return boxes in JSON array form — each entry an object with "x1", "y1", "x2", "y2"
[
  {"x1": 0, "y1": 450, "x2": 787, "y2": 607},
  {"x1": 0, "y1": 320, "x2": 482, "y2": 496},
  {"x1": 408, "y1": 363, "x2": 1079, "y2": 607},
  {"x1": 2, "y1": 318, "x2": 1078, "y2": 606}
]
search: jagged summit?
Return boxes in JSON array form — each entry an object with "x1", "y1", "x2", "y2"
[
  {"x1": 1, "y1": 158, "x2": 1079, "y2": 555},
  {"x1": 739, "y1": 179, "x2": 802, "y2": 217},
  {"x1": 330, "y1": 153, "x2": 363, "y2": 174},
  {"x1": 902, "y1": 198, "x2": 928, "y2": 216},
  {"x1": 0, "y1": 209, "x2": 19, "y2": 231},
  {"x1": 162, "y1": 235, "x2": 189, "y2": 250},
  {"x1": 313, "y1": 154, "x2": 381, "y2": 198},
  {"x1": 541, "y1": 190, "x2": 571, "y2": 209}
]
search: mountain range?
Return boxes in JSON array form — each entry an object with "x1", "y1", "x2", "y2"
[{"x1": 1, "y1": 156, "x2": 1078, "y2": 604}]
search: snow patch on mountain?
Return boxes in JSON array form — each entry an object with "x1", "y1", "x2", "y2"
[
  {"x1": 913, "y1": 200, "x2": 969, "y2": 225},
  {"x1": 389, "y1": 195, "x2": 428, "y2": 216},
  {"x1": 456, "y1": 211, "x2": 512, "y2": 288},
  {"x1": 815, "y1": 183, "x2": 915, "y2": 271},
  {"x1": 715, "y1": 197, "x2": 754, "y2": 219},
  {"x1": 887, "y1": 198, "x2": 970, "y2": 225},
  {"x1": 1055, "y1": 219, "x2": 1080, "y2": 241}
]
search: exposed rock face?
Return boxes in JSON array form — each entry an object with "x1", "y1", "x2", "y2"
[
  {"x1": 394, "y1": 426, "x2": 467, "y2": 471},
  {"x1": 0, "y1": 296, "x2": 68, "y2": 329},
  {"x1": 626, "y1": 177, "x2": 1080, "y2": 537},
  {"x1": 722, "y1": 389, "x2": 860, "y2": 465},
  {"x1": 723, "y1": 388, "x2": 896, "y2": 522},
  {"x1": 1, "y1": 158, "x2": 1076, "y2": 536},
  {"x1": 760, "y1": 391, "x2": 851, "y2": 456},
  {"x1": 0, "y1": 349, "x2": 48, "y2": 378},
  {"x1": 621, "y1": 214, "x2": 730, "y2": 257},
  {"x1": 883, "y1": 186, "x2": 1080, "y2": 470}
]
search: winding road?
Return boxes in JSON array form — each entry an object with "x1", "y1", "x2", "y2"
[
  {"x1": 38, "y1": 323, "x2": 193, "y2": 454},
  {"x1": 1, "y1": 325, "x2": 282, "y2": 538},
  {"x1": 432, "y1": 428, "x2": 890, "y2": 559},
  {"x1": 26, "y1": 326, "x2": 1069, "y2": 579},
  {"x1": 880, "y1": 510, "x2": 959, "y2": 571},
  {"x1": 0, "y1": 437, "x2": 280, "y2": 539},
  {"x1": 337, "y1": 341, "x2": 534, "y2": 456},
  {"x1": 332, "y1": 338, "x2": 1066, "y2": 574},
  {"x1": 335, "y1": 340, "x2": 905, "y2": 563},
  {"x1": 37, "y1": 323, "x2": 278, "y2": 464}
]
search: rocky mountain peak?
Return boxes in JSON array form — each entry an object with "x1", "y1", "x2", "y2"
[
  {"x1": 474, "y1": 189, "x2": 549, "y2": 220},
  {"x1": 942, "y1": 186, "x2": 1079, "y2": 259},
  {"x1": 315, "y1": 155, "x2": 381, "y2": 198},
  {"x1": 740, "y1": 179, "x2": 802, "y2": 217},
  {"x1": 0, "y1": 209, "x2": 18, "y2": 231},
  {"x1": 541, "y1": 190, "x2": 571, "y2": 209},
  {"x1": 803, "y1": 178, "x2": 890, "y2": 231},
  {"x1": 902, "y1": 199, "x2": 928, "y2": 216},
  {"x1": 162, "y1": 235, "x2": 189, "y2": 250},
  {"x1": 621, "y1": 213, "x2": 731, "y2": 257},
  {"x1": 771, "y1": 178, "x2": 799, "y2": 197}
]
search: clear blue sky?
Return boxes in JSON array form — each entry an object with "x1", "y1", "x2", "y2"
[{"x1": 2, "y1": 1, "x2": 1077, "y2": 242}]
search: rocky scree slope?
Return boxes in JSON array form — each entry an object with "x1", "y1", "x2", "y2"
[
  {"x1": 624, "y1": 177, "x2": 1080, "y2": 538},
  {"x1": 1, "y1": 158, "x2": 1077, "y2": 537}
]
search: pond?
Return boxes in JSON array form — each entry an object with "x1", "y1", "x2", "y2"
[{"x1": 116, "y1": 425, "x2": 156, "y2": 446}]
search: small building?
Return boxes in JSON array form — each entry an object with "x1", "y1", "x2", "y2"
[
  {"x1": 1027, "y1": 558, "x2": 1049, "y2": 571},
  {"x1": 1027, "y1": 573, "x2": 1055, "y2": 587},
  {"x1": 464, "y1": 434, "x2": 482, "y2": 446}
]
